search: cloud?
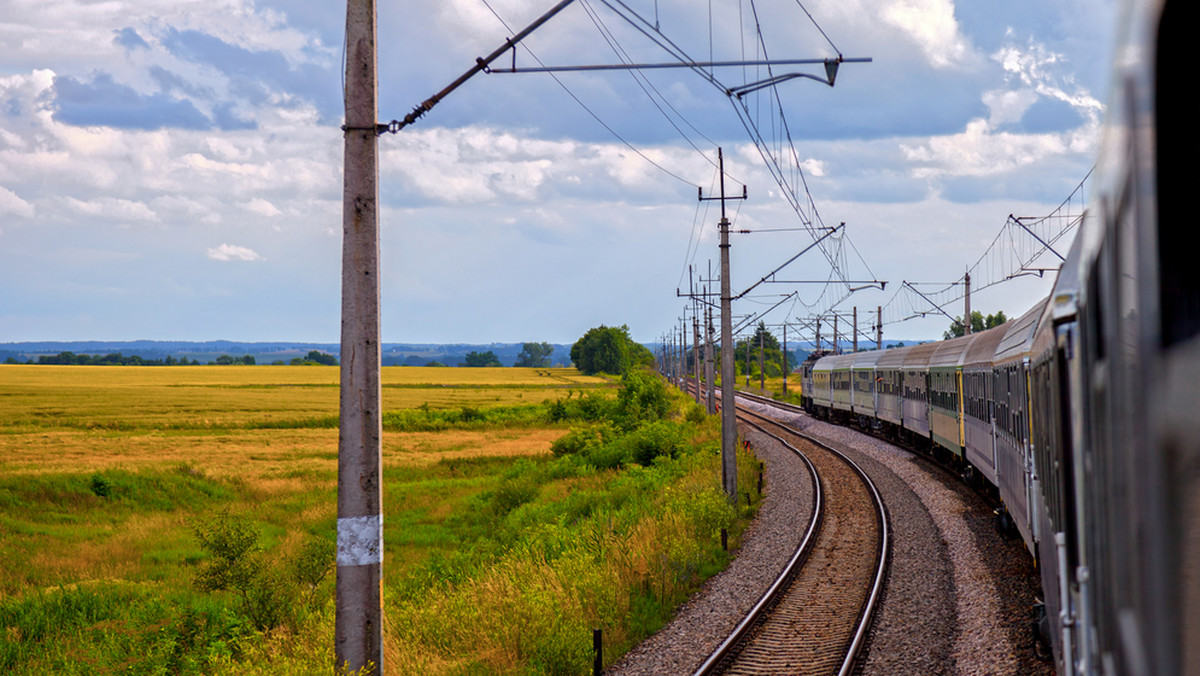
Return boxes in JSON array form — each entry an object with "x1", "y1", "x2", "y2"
[
  {"x1": 881, "y1": 0, "x2": 975, "y2": 69},
  {"x1": 894, "y1": 34, "x2": 1104, "y2": 187},
  {"x1": 991, "y1": 37, "x2": 1103, "y2": 125},
  {"x1": 245, "y1": 198, "x2": 281, "y2": 218},
  {"x1": 64, "y1": 196, "x2": 158, "y2": 223},
  {"x1": 0, "y1": 185, "x2": 35, "y2": 218},
  {"x1": 207, "y1": 243, "x2": 264, "y2": 261},
  {"x1": 982, "y1": 89, "x2": 1039, "y2": 126}
]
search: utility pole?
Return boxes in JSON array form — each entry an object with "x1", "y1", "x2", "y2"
[
  {"x1": 964, "y1": 270, "x2": 972, "y2": 335},
  {"x1": 782, "y1": 323, "x2": 788, "y2": 396},
  {"x1": 681, "y1": 316, "x2": 688, "y2": 393},
  {"x1": 877, "y1": 306, "x2": 882, "y2": 349},
  {"x1": 745, "y1": 334, "x2": 751, "y2": 387},
  {"x1": 700, "y1": 148, "x2": 746, "y2": 503},
  {"x1": 692, "y1": 308, "x2": 701, "y2": 404},
  {"x1": 852, "y1": 306, "x2": 858, "y2": 353},
  {"x1": 332, "y1": 3, "x2": 584, "y2": 670},
  {"x1": 758, "y1": 329, "x2": 765, "y2": 391},
  {"x1": 705, "y1": 300, "x2": 715, "y2": 415},
  {"x1": 337, "y1": 0, "x2": 383, "y2": 673}
]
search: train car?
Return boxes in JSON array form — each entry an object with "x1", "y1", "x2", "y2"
[
  {"x1": 990, "y1": 301, "x2": 1043, "y2": 554},
  {"x1": 828, "y1": 352, "x2": 856, "y2": 414},
  {"x1": 875, "y1": 344, "x2": 909, "y2": 430},
  {"x1": 900, "y1": 342, "x2": 938, "y2": 442},
  {"x1": 928, "y1": 334, "x2": 973, "y2": 459},
  {"x1": 851, "y1": 349, "x2": 884, "y2": 426},
  {"x1": 961, "y1": 323, "x2": 1009, "y2": 485},
  {"x1": 757, "y1": 7, "x2": 1200, "y2": 673},
  {"x1": 798, "y1": 351, "x2": 824, "y2": 412},
  {"x1": 808, "y1": 353, "x2": 833, "y2": 413},
  {"x1": 1038, "y1": 2, "x2": 1200, "y2": 673},
  {"x1": 1028, "y1": 250, "x2": 1081, "y2": 671}
]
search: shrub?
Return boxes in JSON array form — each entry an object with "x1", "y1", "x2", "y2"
[
  {"x1": 191, "y1": 512, "x2": 333, "y2": 632},
  {"x1": 614, "y1": 371, "x2": 670, "y2": 429},
  {"x1": 550, "y1": 424, "x2": 614, "y2": 458},
  {"x1": 623, "y1": 421, "x2": 685, "y2": 466},
  {"x1": 89, "y1": 473, "x2": 112, "y2": 498}
]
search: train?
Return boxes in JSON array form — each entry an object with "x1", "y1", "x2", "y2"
[{"x1": 800, "y1": 1, "x2": 1197, "y2": 674}]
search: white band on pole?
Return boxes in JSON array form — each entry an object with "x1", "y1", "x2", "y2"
[{"x1": 337, "y1": 514, "x2": 382, "y2": 567}]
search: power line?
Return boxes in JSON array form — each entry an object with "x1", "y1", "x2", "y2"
[{"x1": 476, "y1": 0, "x2": 701, "y2": 188}]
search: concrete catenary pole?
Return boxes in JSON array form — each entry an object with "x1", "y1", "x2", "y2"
[
  {"x1": 853, "y1": 306, "x2": 858, "y2": 353},
  {"x1": 717, "y1": 149, "x2": 738, "y2": 502},
  {"x1": 705, "y1": 301, "x2": 716, "y2": 415},
  {"x1": 693, "y1": 310, "x2": 701, "y2": 404},
  {"x1": 759, "y1": 328, "x2": 764, "y2": 391},
  {"x1": 782, "y1": 322, "x2": 788, "y2": 396},
  {"x1": 745, "y1": 332, "x2": 751, "y2": 386},
  {"x1": 337, "y1": 0, "x2": 384, "y2": 673},
  {"x1": 964, "y1": 270, "x2": 972, "y2": 335}
]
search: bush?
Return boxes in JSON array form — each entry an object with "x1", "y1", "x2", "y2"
[
  {"x1": 192, "y1": 511, "x2": 333, "y2": 632},
  {"x1": 550, "y1": 424, "x2": 614, "y2": 458},
  {"x1": 623, "y1": 421, "x2": 685, "y2": 466},
  {"x1": 614, "y1": 371, "x2": 669, "y2": 429}
]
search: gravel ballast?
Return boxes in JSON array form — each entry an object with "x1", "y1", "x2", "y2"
[{"x1": 607, "y1": 401, "x2": 1053, "y2": 675}]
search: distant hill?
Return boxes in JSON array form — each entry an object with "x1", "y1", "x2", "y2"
[
  {"x1": 0, "y1": 341, "x2": 575, "y2": 367},
  {"x1": 1, "y1": 338, "x2": 934, "y2": 367}
]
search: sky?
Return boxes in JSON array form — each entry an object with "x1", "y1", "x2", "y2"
[{"x1": 0, "y1": 0, "x2": 1119, "y2": 346}]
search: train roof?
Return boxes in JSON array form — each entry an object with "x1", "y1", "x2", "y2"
[
  {"x1": 876, "y1": 344, "x2": 912, "y2": 368},
  {"x1": 993, "y1": 297, "x2": 1049, "y2": 365},
  {"x1": 851, "y1": 349, "x2": 886, "y2": 370},
  {"x1": 929, "y1": 333, "x2": 974, "y2": 369},
  {"x1": 902, "y1": 341, "x2": 939, "y2": 368},
  {"x1": 827, "y1": 352, "x2": 858, "y2": 370},
  {"x1": 963, "y1": 322, "x2": 1009, "y2": 368}
]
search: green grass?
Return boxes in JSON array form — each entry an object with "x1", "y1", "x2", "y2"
[{"x1": 0, "y1": 366, "x2": 761, "y2": 674}]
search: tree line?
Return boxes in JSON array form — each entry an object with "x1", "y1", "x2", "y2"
[{"x1": 7, "y1": 350, "x2": 339, "y2": 366}]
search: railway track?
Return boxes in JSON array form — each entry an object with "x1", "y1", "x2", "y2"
[{"x1": 694, "y1": 394, "x2": 890, "y2": 676}]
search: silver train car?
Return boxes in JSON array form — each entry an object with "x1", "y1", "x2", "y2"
[{"x1": 800, "y1": 1, "x2": 1197, "y2": 672}]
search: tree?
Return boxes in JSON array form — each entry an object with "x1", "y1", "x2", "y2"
[
  {"x1": 732, "y1": 322, "x2": 785, "y2": 378},
  {"x1": 305, "y1": 350, "x2": 338, "y2": 365},
  {"x1": 570, "y1": 324, "x2": 652, "y2": 375},
  {"x1": 463, "y1": 350, "x2": 501, "y2": 367},
  {"x1": 944, "y1": 310, "x2": 1008, "y2": 339},
  {"x1": 514, "y1": 341, "x2": 554, "y2": 368}
]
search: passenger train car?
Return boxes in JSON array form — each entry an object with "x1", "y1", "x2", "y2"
[{"x1": 801, "y1": 1, "x2": 1198, "y2": 673}]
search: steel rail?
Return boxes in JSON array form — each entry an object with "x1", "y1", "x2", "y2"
[
  {"x1": 698, "y1": 391, "x2": 890, "y2": 676},
  {"x1": 691, "y1": 409, "x2": 823, "y2": 676}
]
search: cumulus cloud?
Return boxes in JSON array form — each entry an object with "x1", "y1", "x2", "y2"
[
  {"x1": 982, "y1": 89, "x2": 1039, "y2": 126},
  {"x1": 207, "y1": 243, "x2": 263, "y2": 261},
  {"x1": 64, "y1": 196, "x2": 158, "y2": 223},
  {"x1": 898, "y1": 34, "x2": 1104, "y2": 183},
  {"x1": 881, "y1": 0, "x2": 974, "y2": 69},
  {"x1": 991, "y1": 36, "x2": 1103, "y2": 125},
  {"x1": 0, "y1": 185, "x2": 35, "y2": 218},
  {"x1": 245, "y1": 198, "x2": 282, "y2": 218}
]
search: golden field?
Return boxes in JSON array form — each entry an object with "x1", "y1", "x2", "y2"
[
  {"x1": 0, "y1": 365, "x2": 614, "y2": 590},
  {"x1": 0, "y1": 364, "x2": 757, "y2": 675}
]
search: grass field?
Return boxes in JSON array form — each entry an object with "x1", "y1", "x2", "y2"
[{"x1": 0, "y1": 365, "x2": 758, "y2": 674}]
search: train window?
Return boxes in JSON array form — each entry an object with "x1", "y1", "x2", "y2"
[{"x1": 1155, "y1": 0, "x2": 1200, "y2": 346}]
